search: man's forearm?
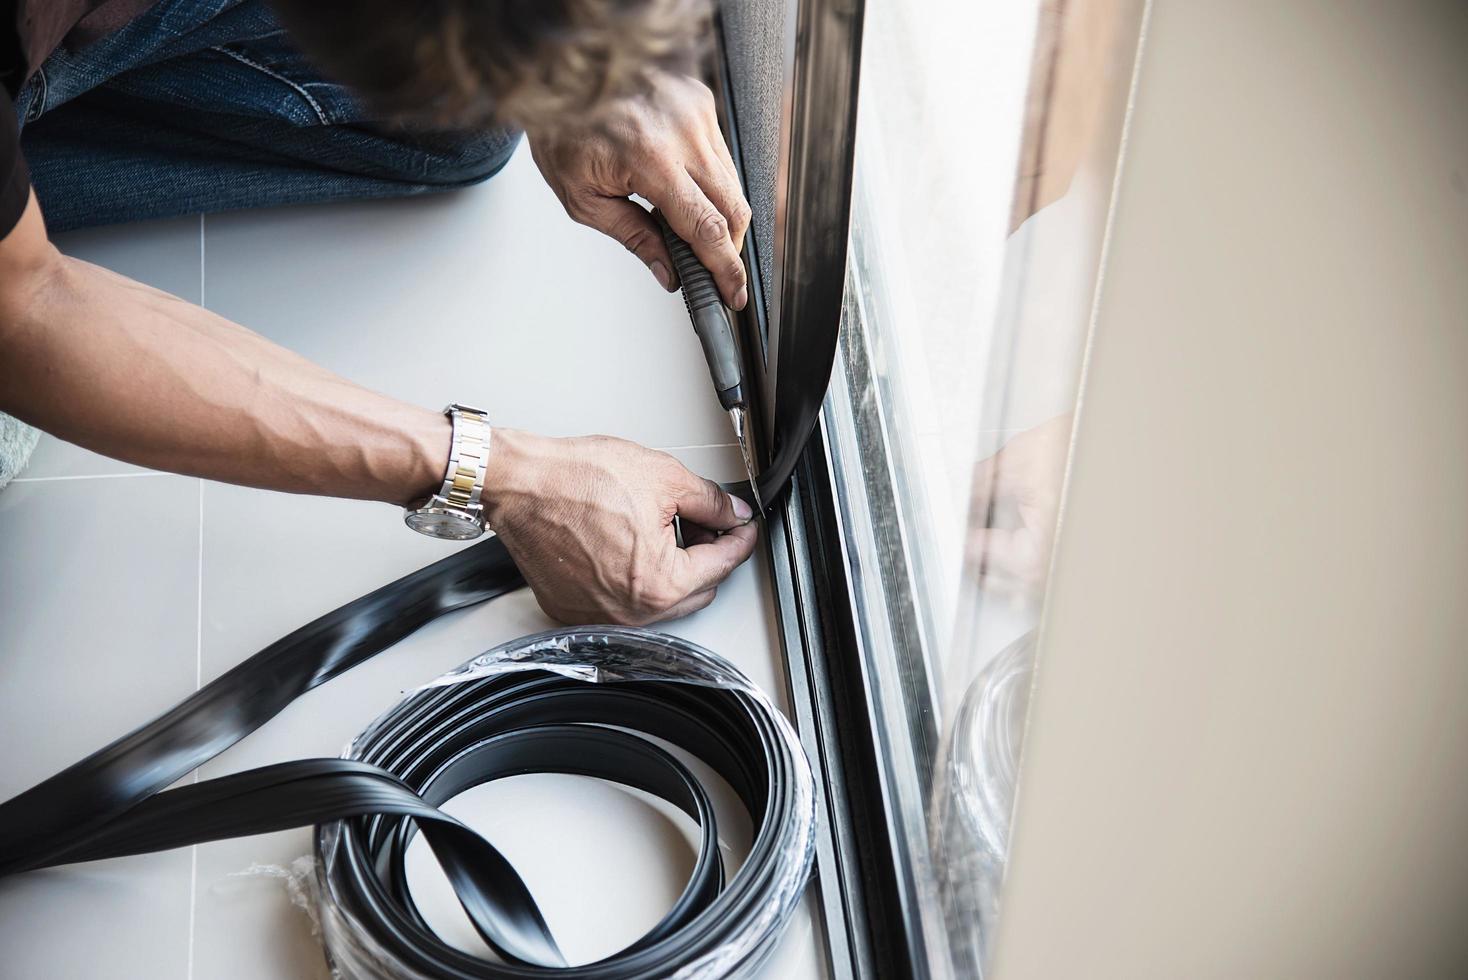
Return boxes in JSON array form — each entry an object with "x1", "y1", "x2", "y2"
[{"x1": 0, "y1": 236, "x2": 448, "y2": 505}]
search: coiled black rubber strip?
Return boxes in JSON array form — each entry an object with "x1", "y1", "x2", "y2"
[
  {"x1": 0, "y1": 220, "x2": 839, "y2": 973},
  {"x1": 321, "y1": 629, "x2": 812, "y2": 976},
  {"x1": 0, "y1": 544, "x2": 814, "y2": 975}
]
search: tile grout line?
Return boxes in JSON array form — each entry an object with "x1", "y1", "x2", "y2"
[
  {"x1": 187, "y1": 478, "x2": 203, "y2": 980},
  {"x1": 187, "y1": 846, "x2": 198, "y2": 980},
  {"x1": 11, "y1": 445, "x2": 738, "y2": 477},
  {"x1": 10, "y1": 471, "x2": 171, "y2": 483},
  {"x1": 11, "y1": 441, "x2": 739, "y2": 485},
  {"x1": 195, "y1": 478, "x2": 203, "y2": 689},
  {"x1": 652, "y1": 442, "x2": 738, "y2": 452}
]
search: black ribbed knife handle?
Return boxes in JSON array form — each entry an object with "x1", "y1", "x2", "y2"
[{"x1": 658, "y1": 215, "x2": 744, "y2": 409}]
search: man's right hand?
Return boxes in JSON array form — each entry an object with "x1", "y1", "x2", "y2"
[
  {"x1": 967, "y1": 414, "x2": 1073, "y2": 598},
  {"x1": 482, "y1": 429, "x2": 757, "y2": 625},
  {"x1": 528, "y1": 71, "x2": 751, "y2": 309}
]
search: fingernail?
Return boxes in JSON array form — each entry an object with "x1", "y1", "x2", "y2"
[
  {"x1": 730, "y1": 494, "x2": 753, "y2": 521},
  {"x1": 651, "y1": 260, "x2": 674, "y2": 291},
  {"x1": 733, "y1": 285, "x2": 748, "y2": 310}
]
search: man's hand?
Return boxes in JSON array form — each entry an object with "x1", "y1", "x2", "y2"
[
  {"x1": 483, "y1": 429, "x2": 757, "y2": 625},
  {"x1": 528, "y1": 71, "x2": 751, "y2": 310},
  {"x1": 968, "y1": 414, "x2": 1074, "y2": 598}
]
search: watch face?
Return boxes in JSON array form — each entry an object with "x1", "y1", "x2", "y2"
[{"x1": 405, "y1": 508, "x2": 484, "y2": 541}]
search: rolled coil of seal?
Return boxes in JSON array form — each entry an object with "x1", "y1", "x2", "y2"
[{"x1": 316, "y1": 627, "x2": 815, "y2": 979}]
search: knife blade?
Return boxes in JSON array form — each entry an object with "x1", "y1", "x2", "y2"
[{"x1": 656, "y1": 213, "x2": 763, "y2": 515}]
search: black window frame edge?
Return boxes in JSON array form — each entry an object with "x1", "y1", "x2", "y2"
[
  {"x1": 816, "y1": 269, "x2": 948, "y2": 978},
  {"x1": 709, "y1": 3, "x2": 935, "y2": 978}
]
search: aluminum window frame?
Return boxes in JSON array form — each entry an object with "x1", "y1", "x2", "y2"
[
  {"x1": 710, "y1": 2, "x2": 936, "y2": 977},
  {"x1": 712, "y1": 0, "x2": 1063, "y2": 974},
  {"x1": 712, "y1": 0, "x2": 1154, "y2": 976}
]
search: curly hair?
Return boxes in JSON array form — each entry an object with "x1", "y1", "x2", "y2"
[{"x1": 270, "y1": 0, "x2": 711, "y2": 130}]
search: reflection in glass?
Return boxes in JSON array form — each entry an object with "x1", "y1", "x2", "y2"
[
  {"x1": 836, "y1": 0, "x2": 1147, "y2": 973},
  {"x1": 931, "y1": 630, "x2": 1036, "y2": 971}
]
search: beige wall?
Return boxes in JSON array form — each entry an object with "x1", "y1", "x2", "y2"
[{"x1": 991, "y1": 2, "x2": 1468, "y2": 978}]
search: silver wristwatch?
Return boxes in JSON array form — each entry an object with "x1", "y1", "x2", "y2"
[{"x1": 403, "y1": 404, "x2": 491, "y2": 540}]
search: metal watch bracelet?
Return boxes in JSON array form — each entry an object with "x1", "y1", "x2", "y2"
[
  {"x1": 439, "y1": 404, "x2": 490, "y2": 512},
  {"x1": 403, "y1": 403, "x2": 491, "y2": 540}
]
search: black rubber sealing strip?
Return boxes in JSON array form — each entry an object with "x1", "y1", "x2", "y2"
[
  {"x1": 0, "y1": 559, "x2": 819, "y2": 974},
  {"x1": 0, "y1": 538, "x2": 524, "y2": 879},
  {"x1": 0, "y1": 560, "x2": 815, "y2": 975},
  {"x1": 0, "y1": 215, "x2": 839, "y2": 970},
  {"x1": 322, "y1": 634, "x2": 813, "y2": 977}
]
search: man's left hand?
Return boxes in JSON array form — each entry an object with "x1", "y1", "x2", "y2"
[{"x1": 528, "y1": 71, "x2": 751, "y2": 310}]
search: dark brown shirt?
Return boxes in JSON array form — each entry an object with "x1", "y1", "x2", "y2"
[{"x1": 1, "y1": 0, "x2": 154, "y2": 237}]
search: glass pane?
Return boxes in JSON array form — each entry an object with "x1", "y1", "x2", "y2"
[{"x1": 834, "y1": 0, "x2": 1147, "y2": 973}]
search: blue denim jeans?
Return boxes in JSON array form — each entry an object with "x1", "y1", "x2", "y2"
[{"x1": 13, "y1": 0, "x2": 520, "y2": 232}]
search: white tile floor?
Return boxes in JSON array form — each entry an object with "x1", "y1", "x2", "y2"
[{"x1": 0, "y1": 144, "x2": 825, "y2": 979}]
